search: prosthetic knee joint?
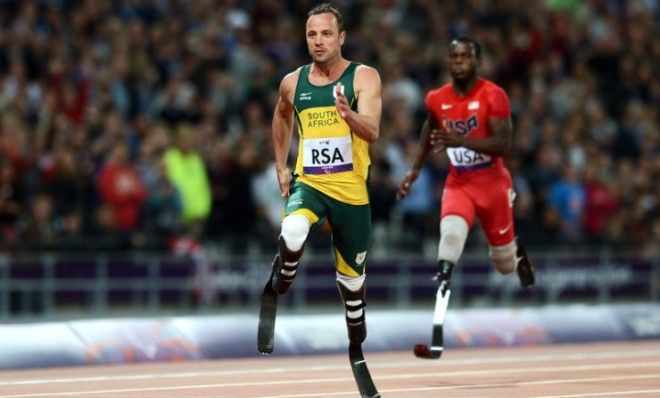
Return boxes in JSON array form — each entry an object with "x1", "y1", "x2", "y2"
[
  {"x1": 270, "y1": 236, "x2": 305, "y2": 295},
  {"x1": 337, "y1": 281, "x2": 367, "y2": 344},
  {"x1": 435, "y1": 260, "x2": 454, "y2": 297}
]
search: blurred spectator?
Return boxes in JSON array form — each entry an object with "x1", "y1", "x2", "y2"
[
  {"x1": 44, "y1": 145, "x2": 92, "y2": 224},
  {"x1": 0, "y1": 159, "x2": 23, "y2": 249},
  {"x1": 251, "y1": 160, "x2": 285, "y2": 247},
  {"x1": 214, "y1": 135, "x2": 260, "y2": 254},
  {"x1": 140, "y1": 161, "x2": 183, "y2": 250},
  {"x1": 163, "y1": 124, "x2": 211, "y2": 239},
  {"x1": 583, "y1": 162, "x2": 619, "y2": 244},
  {"x1": 392, "y1": 140, "x2": 438, "y2": 250},
  {"x1": 548, "y1": 164, "x2": 586, "y2": 242},
  {"x1": 96, "y1": 141, "x2": 147, "y2": 234},
  {"x1": 507, "y1": 156, "x2": 536, "y2": 242},
  {"x1": 367, "y1": 142, "x2": 398, "y2": 252},
  {"x1": 21, "y1": 192, "x2": 56, "y2": 249},
  {"x1": 138, "y1": 127, "x2": 183, "y2": 246}
]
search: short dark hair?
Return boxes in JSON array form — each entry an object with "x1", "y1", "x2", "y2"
[
  {"x1": 308, "y1": 3, "x2": 344, "y2": 32},
  {"x1": 451, "y1": 36, "x2": 482, "y2": 59}
]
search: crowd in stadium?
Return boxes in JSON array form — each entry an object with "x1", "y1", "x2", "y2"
[{"x1": 0, "y1": 0, "x2": 657, "y2": 258}]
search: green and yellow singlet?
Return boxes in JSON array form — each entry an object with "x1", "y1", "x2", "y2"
[{"x1": 293, "y1": 62, "x2": 370, "y2": 205}]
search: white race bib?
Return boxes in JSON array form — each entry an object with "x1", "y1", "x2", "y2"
[
  {"x1": 303, "y1": 136, "x2": 353, "y2": 174},
  {"x1": 447, "y1": 147, "x2": 492, "y2": 171}
]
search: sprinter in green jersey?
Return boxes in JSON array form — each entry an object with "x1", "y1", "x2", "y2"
[{"x1": 257, "y1": 4, "x2": 382, "y2": 396}]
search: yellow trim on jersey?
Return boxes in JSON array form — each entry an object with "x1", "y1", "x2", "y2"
[
  {"x1": 334, "y1": 248, "x2": 361, "y2": 277},
  {"x1": 290, "y1": 208, "x2": 320, "y2": 224}
]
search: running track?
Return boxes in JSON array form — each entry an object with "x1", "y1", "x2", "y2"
[{"x1": 1, "y1": 340, "x2": 659, "y2": 397}]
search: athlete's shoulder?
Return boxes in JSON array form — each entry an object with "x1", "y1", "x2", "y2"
[
  {"x1": 279, "y1": 66, "x2": 305, "y2": 100},
  {"x1": 282, "y1": 66, "x2": 305, "y2": 86},
  {"x1": 354, "y1": 63, "x2": 381, "y2": 83},
  {"x1": 479, "y1": 78, "x2": 511, "y2": 116},
  {"x1": 425, "y1": 82, "x2": 452, "y2": 104},
  {"x1": 353, "y1": 63, "x2": 382, "y2": 99},
  {"x1": 480, "y1": 78, "x2": 508, "y2": 95}
]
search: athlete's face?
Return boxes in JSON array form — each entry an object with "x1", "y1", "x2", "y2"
[
  {"x1": 447, "y1": 41, "x2": 480, "y2": 82},
  {"x1": 306, "y1": 13, "x2": 345, "y2": 65}
]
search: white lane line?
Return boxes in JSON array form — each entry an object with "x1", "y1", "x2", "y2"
[
  {"x1": 249, "y1": 376, "x2": 660, "y2": 398},
  {"x1": 2, "y1": 348, "x2": 660, "y2": 387},
  {"x1": 0, "y1": 363, "x2": 658, "y2": 398},
  {"x1": 535, "y1": 390, "x2": 660, "y2": 398}
]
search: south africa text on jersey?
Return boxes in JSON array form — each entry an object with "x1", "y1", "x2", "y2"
[{"x1": 306, "y1": 109, "x2": 341, "y2": 128}]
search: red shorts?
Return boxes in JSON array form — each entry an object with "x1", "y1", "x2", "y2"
[{"x1": 440, "y1": 169, "x2": 515, "y2": 246}]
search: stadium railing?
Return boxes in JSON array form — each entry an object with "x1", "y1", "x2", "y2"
[{"x1": 1, "y1": 248, "x2": 657, "y2": 321}]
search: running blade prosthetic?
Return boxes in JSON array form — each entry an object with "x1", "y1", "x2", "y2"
[
  {"x1": 414, "y1": 287, "x2": 450, "y2": 359},
  {"x1": 257, "y1": 279, "x2": 278, "y2": 354},
  {"x1": 349, "y1": 343, "x2": 380, "y2": 398},
  {"x1": 515, "y1": 241, "x2": 535, "y2": 288}
]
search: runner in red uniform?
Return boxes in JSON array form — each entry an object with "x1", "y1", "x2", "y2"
[{"x1": 397, "y1": 36, "x2": 534, "y2": 291}]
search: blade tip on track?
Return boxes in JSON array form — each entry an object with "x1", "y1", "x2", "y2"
[
  {"x1": 413, "y1": 343, "x2": 442, "y2": 359},
  {"x1": 413, "y1": 343, "x2": 430, "y2": 358}
]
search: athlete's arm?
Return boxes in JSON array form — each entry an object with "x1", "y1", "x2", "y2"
[
  {"x1": 396, "y1": 112, "x2": 439, "y2": 199},
  {"x1": 335, "y1": 65, "x2": 381, "y2": 143},
  {"x1": 431, "y1": 115, "x2": 512, "y2": 157},
  {"x1": 272, "y1": 71, "x2": 299, "y2": 197}
]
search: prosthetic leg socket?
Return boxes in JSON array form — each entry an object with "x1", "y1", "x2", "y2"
[
  {"x1": 337, "y1": 281, "x2": 367, "y2": 344},
  {"x1": 270, "y1": 236, "x2": 305, "y2": 295}
]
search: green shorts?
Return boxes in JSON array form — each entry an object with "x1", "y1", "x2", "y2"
[{"x1": 285, "y1": 181, "x2": 371, "y2": 277}]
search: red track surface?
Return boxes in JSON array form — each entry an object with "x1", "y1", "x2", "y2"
[{"x1": 1, "y1": 340, "x2": 659, "y2": 397}]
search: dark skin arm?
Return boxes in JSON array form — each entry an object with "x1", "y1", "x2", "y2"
[
  {"x1": 397, "y1": 113, "x2": 512, "y2": 200},
  {"x1": 430, "y1": 116, "x2": 513, "y2": 157},
  {"x1": 396, "y1": 112, "x2": 440, "y2": 199}
]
